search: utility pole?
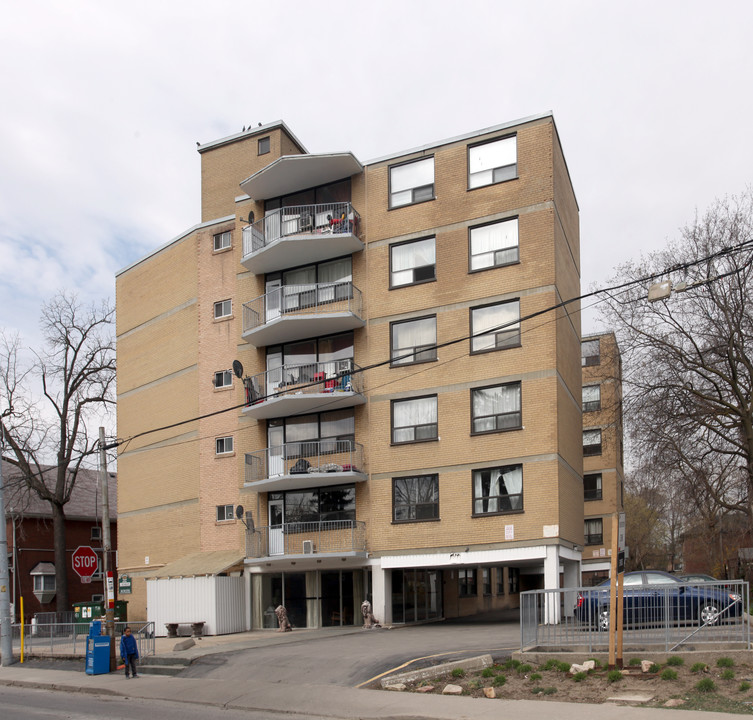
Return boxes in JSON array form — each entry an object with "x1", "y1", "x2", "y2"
[
  {"x1": 0, "y1": 407, "x2": 16, "y2": 666},
  {"x1": 99, "y1": 427, "x2": 115, "y2": 670}
]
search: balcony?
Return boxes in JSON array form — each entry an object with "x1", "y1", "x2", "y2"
[
  {"x1": 246, "y1": 520, "x2": 367, "y2": 560},
  {"x1": 244, "y1": 440, "x2": 367, "y2": 492},
  {"x1": 241, "y1": 203, "x2": 363, "y2": 274},
  {"x1": 243, "y1": 359, "x2": 365, "y2": 419},
  {"x1": 242, "y1": 281, "x2": 364, "y2": 347}
]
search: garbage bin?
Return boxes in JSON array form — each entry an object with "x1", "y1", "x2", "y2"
[{"x1": 85, "y1": 621, "x2": 112, "y2": 675}]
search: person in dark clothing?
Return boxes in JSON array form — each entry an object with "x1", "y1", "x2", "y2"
[{"x1": 119, "y1": 626, "x2": 139, "y2": 678}]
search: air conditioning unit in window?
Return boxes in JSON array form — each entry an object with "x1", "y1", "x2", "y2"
[{"x1": 302, "y1": 540, "x2": 314, "y2": 555}]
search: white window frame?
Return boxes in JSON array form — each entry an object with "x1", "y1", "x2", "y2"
[
  {"x1": 214, "y1": 299, "x2": 232, "y2": 319},
  {"x1": 213, "y1": 231, "x2": 232, "y2": 251},
  {"x1": 216, "y1": 436, "x2": 234, "y2": 455},
  {"x1": 33, "y1": 574, "x2": 56, "y2": 593},
  {"x1": 469, "y1": 218, "x2": 519, "y2": 271},
  {"x1": 214, "y1": 370, "x2": 232, "y2": 389},
  {"x1": 90, "y1": 526, "x2": 102, "y2": 541},
  {"x1": 391, "y1": 316, "x2": 437, "y2": 365},
  {"x1": 389, "y1": 157, "x2": 435, "y2": 208},
  {"x1": 390, "y1": 237, "x2": 436, "y2": 287},
  {"x1": 216, "y1": 504, "x2": 235, "y2": 522},
  {"x1": 468, "y1": 135, "x2": 517, "y2": 189},
  {"x1": 470, "y1": 300, "x2": 520, "y2": 353}
]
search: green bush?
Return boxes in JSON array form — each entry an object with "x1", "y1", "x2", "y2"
[
  {"x1": 648, "y1": 663, "x2": 661, "y2": 674},
  {"x1": 607, "y1": 670, "x2": 624, "y2": 683},
  {"x1": 493, "y1": 674, "x2": 507, "y2": 687},
  {"x1": 666, "y1": 656, "x2": 684, "y2": 666},
  {"x1": 628, "y1": 658, "x2": 642, "y2": 666},
  {"x1": 717, "y1": 657, "x2": 734, "y2": 668},
  {"x1": 696, "y1": 678, "x2": 716, "y2": 693},
  {"x1": 739, "y1": 681, "x2": 751, "y2": 692},
  {"x1": 660, "y1": 669, "x2": 678, "y2": 681},
  {"x1": 690, "y1": 662, "x2": 707, "y2": 673},
  {"x1": 529, "y1": 673, "x2": 542, "y2": 682},
  {"x1": 721, "y1": 669, "x2": 735, "y2": 681},
  {"x1": 518, "y1": 663, "x2": 533, "y2": 674},
  {"x1": 504, "y1": 659, "x2": 522, "y2": 670},
  {"x1": 540, "y1": 659, "x2": 560, "y2": 671},
  {"x1": 557, "y1": 661, "x2": 571, "y2": 672},
  {"x1": 587, "y1": 658, "x2": 602, "y2": 668},
  {"x1": 481, "y1": 668, "x2": 494, "y2": 678},
  {"x1": 451, "y1": 668, "x2": 465, "y2": 679},
  {"x1": 531, "y1": 686, "x2": 557, "y2": 695},
  {"x1": 573, "y1": 671, "x2": 587, "y2": 682}
]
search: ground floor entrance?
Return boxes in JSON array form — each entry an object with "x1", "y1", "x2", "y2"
[{"x1": 391, "y1": 568, "x2": 442, "y2": 623}]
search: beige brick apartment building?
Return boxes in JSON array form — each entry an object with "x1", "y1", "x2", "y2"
[{"x1": 116, "y1": 113, "x2": 622, "y2": 631}]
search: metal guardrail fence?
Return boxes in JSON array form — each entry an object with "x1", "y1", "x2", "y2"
[
  {"x1": 246, "y1": 519, "x2": 367, "y2": 558},
  {"x1": 11, "y1": 621, "x2": 156, "y2": 658},
  {"x1": 521, "y1": 581, "x2": 750, "y2": 652}
]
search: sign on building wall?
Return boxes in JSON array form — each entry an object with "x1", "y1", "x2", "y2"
[{"x1": 118, "y1": 576, "x2": 132, "y2": 595}]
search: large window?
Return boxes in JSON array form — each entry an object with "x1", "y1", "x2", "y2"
[
  {"x1": 471, "y1": 382, "x2": 521, "y2": 433},
  {"x1": 266, "y1": 332, "x2": 354, "y2": 390},
  {"x1": 469, "y1": 218, "x2": 519, "y2": 271},
  {"x1": 482, "y1": 568, "x2": 491, "y2": 595},
  {"x1": 472, "y1": 465, "x2": 523, "y2": 514},
  {"x1": 213, "y1": 231, "x2": 232, "y2": 251},
  {"x1": 269, "y1": 409, "x2": 355, "y2": 457},
  {"x1": 468, "y1": 135, "x2": 517, "y2": 189},
  {"x1": 581, "y1": 339, "x2": 600, "y2": 366},
  {"x1": 389, "y1": 157, "x2": 434, "y2": 208},
  {"x1": 273, "y1": 256, "x2": 352, "y2": 311},
  {"x1": 458, "y1": 568, "x2": 477, "y2": 597},
  {"x1": 390, "y1": 237, "x2": 436, "y2": 287},
  {"x1": 582, "y1": 384, "x2": 601, "y2": 412},
  {"x1": 271, "y1": 485, "x2": 356, "y2": 525},
  {"x1": 470, "y1": 300, "x2": 520, "y2": 353},
  {"x1": 392, "y1": 474, "x2": 439, "y2": 522},
  {"x1": 33, "y1": 574, "x2": 56, "y2": 593},
  {"x1": 391, "y1": 396, "x2": 438, "y2": 444},
  {"x1": 584, "y1": 473, "x2": 602, "y2": 501},
  {"x1": 391, "y1": 316, "x2": 437, "y2": 365},
  {"x1": 583, "y1": 429, "x2": 602, "y2": 456},
  {"x1": 585, "y1": 518, "x2": 603, "y2": 545},
  {"x1": 496, "y1": 568, "x2": 505, "y2": 595}
]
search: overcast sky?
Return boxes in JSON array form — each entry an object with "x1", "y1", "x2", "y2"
[{"x1": 1, "y1": 0, "x2": 751, "y2": 350}]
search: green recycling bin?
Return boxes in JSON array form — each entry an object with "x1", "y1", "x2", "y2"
[{"x1": 74, "y1": 601, "x2": 128, "y2": 634}]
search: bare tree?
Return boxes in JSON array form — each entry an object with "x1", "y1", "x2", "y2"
[
  {"x1": 599, "y1": 192, "x2": 753, "y2": 545},
  {"x1": 0, "y1": 292, "x2": 115, "y2": 612}
]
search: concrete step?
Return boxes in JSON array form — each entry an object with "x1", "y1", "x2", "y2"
[
  {"x1": 138, "y1": 664, "x2": 187, "y2": 676},
  {"x1": 142, "y1": 655, "x2": 193, "y2": 666},
  {"x1": 137, "y1": 654, "x2": 193, "y2": 676}
]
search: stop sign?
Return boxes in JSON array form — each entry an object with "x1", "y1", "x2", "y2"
[{"x1": 72, "y1": 545, "x2": 99, "y2": 578}]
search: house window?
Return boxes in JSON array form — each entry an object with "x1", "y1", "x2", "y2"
[
  {"x1": 213, "y1": 231, "x2": 232, "y2": 251},
  {"x1": 582, "y1": 384, "x2": 601, "y2": 412},
  {"x1": 214, "y1": 299, "x2": 232, "y2": 319},
  {"x1": 389, "y1": 157, "x2": 434, "y2": 208},
  {"x1": 258, "y1": 136, "x2": 270, "y2": 155},
  {"x1": 583, "y1": 429, "x2": 602, "y2": 456},
  {"x1": 470, "y1": 300, "x2": 520, "y2": 353},
  {"x1": 468, "y1": 135, "x2": 517, "y2": 189},
  {"x1": 216, "y1": 436, "x2": 234, "y2": 455},
  {"x1": 390, "y1": 237, "x2": 436, "y2": 287},
  {"x1": 581, "y1": 339, "x2": 600, "y2": 366},
  {"x1": 496, "y1": 568, "x2": 505, "y2": 595},
  {"x1": 216, "y1": 504, "x2": 235, "y2": 522},
  {"x1": 482, "y1": 568, "x2": 491, "y2": 595},
  {"x1": 391, "y1": 316, "x2": 437, "y2": 365},
  {"x1": 392, "y1": 474, "x2": 439, "y2": 522},
  {"x1": 90, "y1": 526, "x2": 102, "y2": 541},
  {"x1": 391, "y1": 396, "x2": 438, "y2": 444},
  {"x1": 471, "y1": 382, "x2": 521, "y2": 433},
  {"x1": 585, "y1": 518, "x2": 604, "y2": 545},
  {"x1": 469, "y1": 218, "x2": 519, "y2": 271},
  {"x1": 33, "y1": 574, "x2": 56, "y2": 593},
  {"x1": 584, "y1": 473, "x2": 602, "y2": 501},
  {"x1": 508, "y1": 567, "x2": 520, "y2": 594},
  {"x1": 214, "y1": 370, "x2": 232, "y2": 389},
  {"x1": 458, "y1": 568, "x2": 477, "y2": 597},
  {"x1": 30, "y1": 562, "x2": 56, "y2": 603},
  {"x1": 472, "y1": 464, "x2": 523, "y2": 514}
]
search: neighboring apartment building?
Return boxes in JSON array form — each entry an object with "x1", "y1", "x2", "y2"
[
  {"x1": 580, "y1": 333, "x2": 626, "y2": 585},
  {"x1": 116, "y1": 113, "x2": 590, "y2": 631},
  {"x1": 2, "y1": 460, "x2": 117, "y2": 620}
]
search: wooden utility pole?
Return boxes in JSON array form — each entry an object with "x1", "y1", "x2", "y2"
[{"x1": 99, "y1": 427, "x2": 115, "y2": 670}]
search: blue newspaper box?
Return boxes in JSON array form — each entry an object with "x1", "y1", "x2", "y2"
[{"x1": 85, "y1": 621, "x2": 111, "y2": 675}]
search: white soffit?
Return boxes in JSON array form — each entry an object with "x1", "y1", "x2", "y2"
[{"x1": 240, "y1": 153, "x2": 363, "y2": 201}]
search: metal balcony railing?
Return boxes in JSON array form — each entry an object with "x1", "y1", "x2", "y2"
[
  {"x1": 243, "y1": 359, "x2": 362, "y2": 404},
  {"x1": 242, "y1": 202, "x2": 361, "y2": 257},
  {"x1": 245, "y1": 440, "x2": 365, "y2": 483},
  {"x1": 246, "y1": 519, "x2": 366, "y2": 558}
]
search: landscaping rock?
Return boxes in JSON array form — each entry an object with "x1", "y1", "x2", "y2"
[
  {"x1": 664, "y1": 699, "x2": 686, "y2": 707},
  {"x1": 385, "y1": 683, "x2": 406, "y2": 691},
  {"x1": 641, "y1": 660, "x2": 653, "y2": 673},
  {"x1": 415, "y1": 685, "x2": 435, "y2": 693},
  {"x1": 173, "y1": 638, "x2": 195, "y2": 651},
  {"x1": 483, "y1": 687, "x2": 496, "y2": 698},
  {"x1": 442, "y1": 684, "x2": 463, "y2": 695}
]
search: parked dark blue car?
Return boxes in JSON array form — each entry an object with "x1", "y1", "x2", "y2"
[{"x1": 575, "y1": 570, "x2": 743, "y2": 631}]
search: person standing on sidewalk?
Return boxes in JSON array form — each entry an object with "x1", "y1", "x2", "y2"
[{"x1": 119, "y1": 627, "x2": 139, "y2": 678}]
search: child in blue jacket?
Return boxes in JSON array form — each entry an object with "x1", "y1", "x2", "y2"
[{"x1": 119, "y1": 626, "x2": 139, "y2": 678}]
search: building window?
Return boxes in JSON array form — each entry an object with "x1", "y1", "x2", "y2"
[
  {"x1": 470, "y1": 300, "x2": 520, "y2": 353},
  {"x1": 585, "y1": 518, "x2": 604, "y2": 545},
  {"x1": 391, "y1": 316, "x2": 437, "y2": 365},
  {"x1": 91, "y1": 593, "x2": 104, "y2": 602},
  {"x1": 581, "y1": 339, "x2": 600, "y2": 366},
  {"x1": 214, "y1": 370, "x2": 232, "y2": 389},
  {"x1": 472, "y1": 465, "x2": 523, "y2": 514},
  {"x1": 482, "y1": 568, "x2": 491, "y2": 595},
  {"x1": 213, "y1": 231, "x2": 232, "y2": 251},
  {"x1": 217, "y1": 504, "x2": 235, "y2": 522},
  {"x1": 458, "y1": 568, "x2": 477, "y2": 597},
  {"x1": 391, "y1": 396, "x2": 438, "y2": 444},
  {"x1": 90, "y1": 526, "x2": 102, "y2": 541},
  {"x1": 33, "y1": 574, "x2": 56, "y2": 593},
  {"x1": 390, "y1": 237, "x2": 436, "y2": 287},
  {"x1": 258, "y1": 136, "x2": 270, "y2": 155},
  {"x1": 508, "y1": 567, "x2": 520, "y2": 594},
  {"x1": 214, "y1": 299, "x2": 232, "y2": 319},
  {"x1": 582, "y1": 384, "x2": 601, "y2": 412},
  {"x1": 471, "y1": 382, "x2": 521, "y2": 434},
  {"x1": 583, "y1": 429, "x2": 602, "y2": 456},
  {"x1": 469, "y1": 218, "x2": 519, "y2": 271},
  {"x1": 392, "y1": 474, "x2": 439, "y2": 522},
  {"x1": 584, "y1": 473, "x2": 602, "y2": 501},
  {"x1": 496, "y1": 568, "x2": 505, "y2": 595},
  {"x1": 389, "y1": 157, "x2": 434, "y2": 208},
  {"x1": 468, "y1": 135, "x2": 517, "y2": 189},
  {"x1": 216, "y1": 436, "x2": 234, "y2": 455},
  {"x1": 273, "y1": 485, "x2": 356, "y2": 525}
]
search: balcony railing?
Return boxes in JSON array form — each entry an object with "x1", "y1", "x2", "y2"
[
  {"x1": 243, "y1": 359, "x2": 362, "y2": 404},
  {"x1": 242, "y1": 202, "x2": 360, "y2": 257},
  {"x1": 245, "y1": 440, "x2": 365, "y2": 484},
  {"x1": 246, "y1": 519, "x2": 366, "y2": 558},
  {"x1": 243, "y1": 281, "x2": 363, "y2": 334}
]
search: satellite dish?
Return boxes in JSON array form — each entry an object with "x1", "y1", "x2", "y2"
[
  {"x1": 235, "y1": 504, "x2": 244, "y2": 519},
  {"x1": 232, "y1": 360, "x2": 244, "y2": 379}
]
